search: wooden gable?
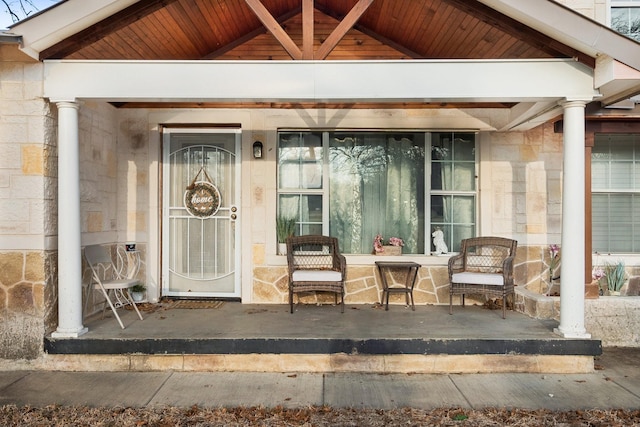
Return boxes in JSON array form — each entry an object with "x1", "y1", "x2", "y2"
[
  {"x1": 216, "y1": 9, "x2": 409, "y2": 60},
  {"x1": 42, "y1": 0, "x2": 592, "y2": 66}
]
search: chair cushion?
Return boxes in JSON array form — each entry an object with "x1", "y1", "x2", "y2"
[
  {"x1": 451, "y1": 272, "x2": 504, "y2": 286},
  {"x1": 292, "y1": 270, "x2": 342, "y2": 282}
]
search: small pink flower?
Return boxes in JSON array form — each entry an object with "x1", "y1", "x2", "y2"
[
  {"x1": 388, "y1": 237, "x2": 404, "y2": 247},
  {"x1": 373, "y1": 234, "x2": 384, "y2": 253},
  {"x1": 373, "y1": 234, "x2": 404, "y2": 252},
  {"x1": 592, "y1": 267, "x2": 605, "y2": 281}
]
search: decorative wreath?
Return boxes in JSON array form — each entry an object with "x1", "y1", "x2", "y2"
[{"x1": 184, "y1": 167, "x2": 221, "y2": 218}]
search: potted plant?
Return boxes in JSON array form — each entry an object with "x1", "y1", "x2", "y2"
[
  {"x1": 603, "y1": 260, "x2": 627, "y2": 296},
  {"x1": 546, "y1": 244, "x2": 561, "y2": 296},
  {"x1": 130, "y1": 283, "x2": 146, "y2": 302},
  {"x1": 276, "y1": 215, "x2": 296, "y2": 255}
]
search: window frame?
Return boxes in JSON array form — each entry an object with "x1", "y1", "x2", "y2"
[
  {"x1": 277, "y1": 130, "x2": 478, "y2": 255},
  {"x1": 610, "y1": 0, "x2": 640, "y2": 41},
  {"x1": 428, "y1": 132, "x2": 478, "y2": 253},
  {"x1": 591, "y1": 133, "x2": 640, "y2": 253}
]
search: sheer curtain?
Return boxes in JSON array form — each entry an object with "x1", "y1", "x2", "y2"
[{"x1": 330, "y1": 133, "x2": 424, "y2": 254}]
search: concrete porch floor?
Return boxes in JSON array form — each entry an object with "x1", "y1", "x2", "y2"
[{"x1": 43, "y1": 302, "x2": 601, "y2": 374}]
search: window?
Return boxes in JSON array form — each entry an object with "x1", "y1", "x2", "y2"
[
  {"x1": 277, "y1": 131, "x2": 477, "y2": 254},
  {"x1": 430, "y1": 132, "x2": 477, "y2": 252},
  {"x1": 592, "y1": 134, "x2": 640, "y2": 253},
  {"x1": 611, "y1": 1, "x2": 640, "y2": 41}
]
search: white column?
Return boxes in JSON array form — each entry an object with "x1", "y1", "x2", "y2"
[
  {"x1": 554, "y1": 100, "x2": 590, "y2": 339},
  {"x1": 52, "y1": 101, "x2": 88, "y2": 338}
]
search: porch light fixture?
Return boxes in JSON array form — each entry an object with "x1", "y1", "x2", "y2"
[{"x1": 253, "y1": 141, "x2": 263, "y2": 159}]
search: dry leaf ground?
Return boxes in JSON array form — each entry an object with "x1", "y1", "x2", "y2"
[{"x1": 2, "y1": 405, "x2": 640, "y2": 426}]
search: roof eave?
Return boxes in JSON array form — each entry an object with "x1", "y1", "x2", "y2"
[
  {"x1": 10, "y1": 0, "x2": 137, "y2": 60},
  {"x1": 478, "y1": 0, "x2": 640, "y2": 72},
  {"x1": 0, "y1": 31, "x2": 22, "y2": 45}
]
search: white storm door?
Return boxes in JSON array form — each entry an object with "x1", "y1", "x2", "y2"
[{"x1": 162, "y1": 128, "x2": 241, "y2": 298}]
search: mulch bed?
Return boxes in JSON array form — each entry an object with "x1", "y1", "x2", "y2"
[{"x1": 2, "y1": 405, "x2": 640, "y2": 426}]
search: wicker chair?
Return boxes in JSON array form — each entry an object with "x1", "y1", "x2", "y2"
[
  {"x1": 448, "y1": 236, "x2": 517, "y2": 319},
  {"x1": 286, "y1": 235, "x2": 346, "y2": 313}
]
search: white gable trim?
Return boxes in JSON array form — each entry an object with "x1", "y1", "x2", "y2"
[
  {"x1": 12, "y1": 0, "x2": 139, "y2": 59},
  {"x1": 479, "y1": 0, "x2": 640, "y2": 72},
  {"x1": 44, "y1": 59, "x2": 598, "y2": 106}
]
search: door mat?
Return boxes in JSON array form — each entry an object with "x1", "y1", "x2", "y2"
[{"x1": 169, "y1": 300, "x2": 225, "y2": 309}]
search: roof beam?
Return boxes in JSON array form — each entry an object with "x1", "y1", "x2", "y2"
[
  {"x1": 302, "y1": 0, "x2": 314, "y2": 59},
  {"x1": 500, "y1": 101, "x2": 563, "y2": 131},
  {"x1": 315, "y1": 0, "x2": 374, "y2": 60},
  {"x1": 244, "y1": 0, "x2": 302, "y2": 60},
  {"x1": 203, "y1": 7, "x2": 301, "y2": 59}
]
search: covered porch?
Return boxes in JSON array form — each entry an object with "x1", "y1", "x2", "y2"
[
  {"x1": 47, "y1": 59, "x2": 600, "y2": 342},
  {"x1": 43, "y1": 301, "x2": 600, "y2": 373},
  {"x1": 17, "y1": 0, "x2": 640, "y2": 364}
]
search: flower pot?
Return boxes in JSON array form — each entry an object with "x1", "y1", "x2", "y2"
[
  {"x1": 131, "y1": 292, "x2": 145, "y2": 302},
  {"x1": 278, "y1": 243, "x2": 287, "y2": 256},
  {"x1": 608, "y1": 290, "x2": 621, "y2": 296},
  {"x1": 585, "y1": 281, "x2": 600, "y2": 299},
  {"x1": 376, "y1": 245, "x2": 402, "y2": 256}
]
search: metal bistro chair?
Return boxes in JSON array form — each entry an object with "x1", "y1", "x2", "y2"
[{"x1": 84, "y1": 244, "x2": 143, "y2": 329}]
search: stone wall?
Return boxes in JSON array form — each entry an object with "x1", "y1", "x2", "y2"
[
  {"x1": 116, "y1": 110, "x2": 150, "y2": 244},
  {"x1": 252, "y1": 243, "x2": 553, "y2": 307},
  {"x1": 585, "y1": 297, "x2": 640, "y2": 347},
  {"x1": 554, "y1": 0, "x2": 608, "y2": 23},
  {"x1": 0, "y1": 44, "x2": 56, "y2": 359},
  {"x1": 252, "y1": 263, "x2": 451, "y2": 306},
  {"x1": 0, "y1": 251, "x2": 55, "y2": 359},
  {"x1": 0, "y1": 45, "x2": 129, "y2": 359},
  {"x1": 487, "y1": 125, "x2": 563, "y2": 242},
  {"x1": 0, "y1": 45, "x2": 54, "y2": 241},
  {"x1": 79, "y1": 102, "x2": 119, "y2": 236},
  {"x1": 516, "y1": 288, "x2": 640, "y2": 347}
]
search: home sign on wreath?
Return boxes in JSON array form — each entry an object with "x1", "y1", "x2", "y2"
[{"x1": 184, "y1": 167, "x2": 221, "y2": 218}]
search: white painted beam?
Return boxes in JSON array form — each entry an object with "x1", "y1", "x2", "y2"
[
  {"x1": 44, "y1": 59, "x2": 598, "y2": 104},
  {"x1": 500, "y1": 101, "x2": 563, "y2": 131},
  {"x1": 595, "y1": 56, "x2": 640, "y2": 106}
]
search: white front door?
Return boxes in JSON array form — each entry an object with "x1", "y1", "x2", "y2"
[{"x1": 162, "y1": 128, "x2": 241, "y2": 298}]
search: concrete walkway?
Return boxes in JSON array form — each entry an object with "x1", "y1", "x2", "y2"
[{"x1": 0, "y1": 348, "x2": 638, "y2": 410}]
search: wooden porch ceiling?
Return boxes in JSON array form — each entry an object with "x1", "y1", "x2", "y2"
[{"x1": 40, "y1": 0, "x2": 594, "y2": 109}]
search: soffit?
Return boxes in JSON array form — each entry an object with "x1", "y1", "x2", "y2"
[{"x1": 39, "y1": 0, "x2": 592, "y2": 66}]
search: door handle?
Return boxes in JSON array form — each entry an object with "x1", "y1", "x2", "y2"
[{"x1": 231, "y1": 214, "x2": 237, "y2": 220}]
